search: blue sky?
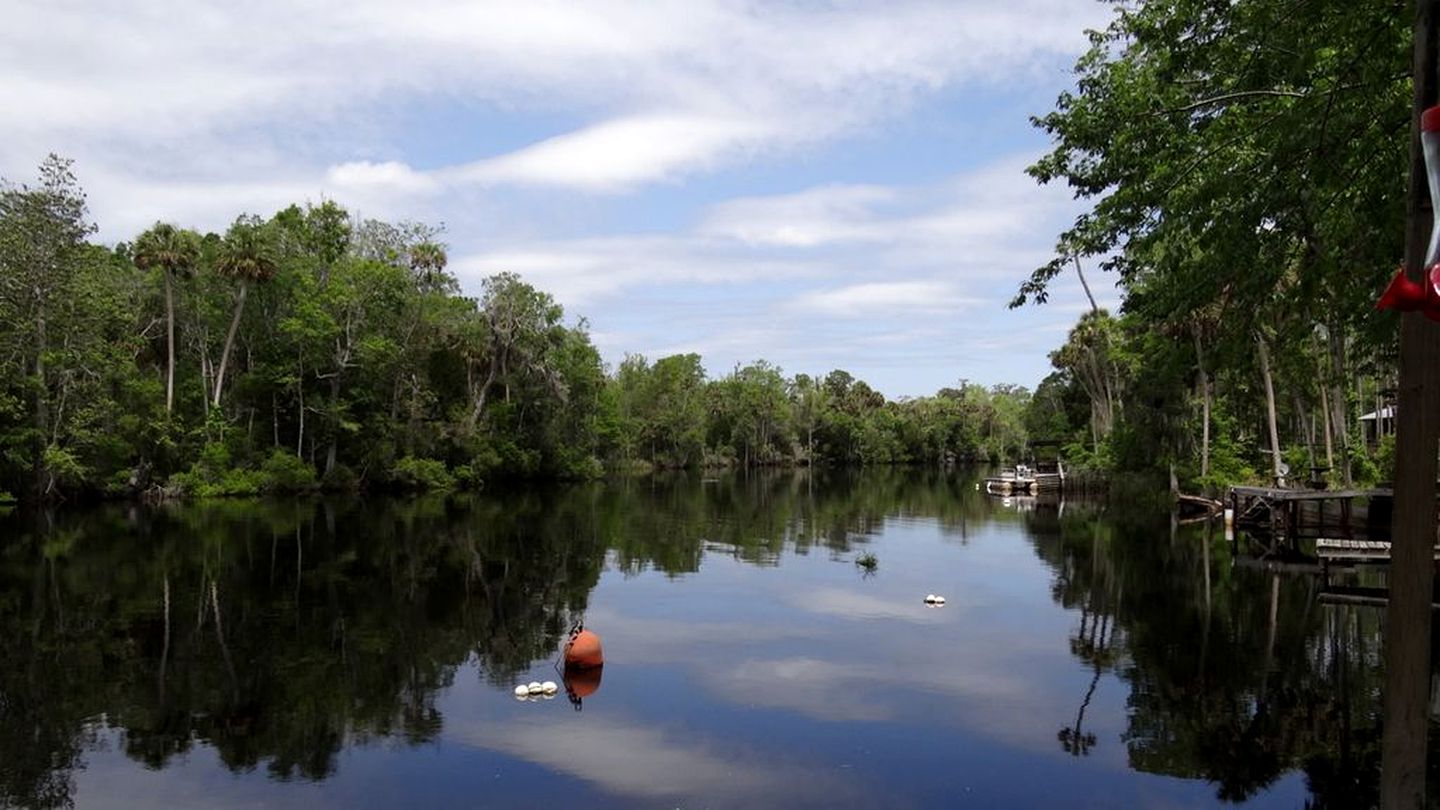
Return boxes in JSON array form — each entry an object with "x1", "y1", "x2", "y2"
[{"x1": 1, "y1": 0, "x2": 1119, "y2": 396}]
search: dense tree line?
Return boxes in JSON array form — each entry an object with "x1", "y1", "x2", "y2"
[
  {"x1": 0, "y1": 158, "x2": 1029, "y2": 500},
  {"x1": 1018, "y1": 0, "x2": 1408, "y2": 492}
]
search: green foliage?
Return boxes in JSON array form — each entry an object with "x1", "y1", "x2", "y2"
[
  {"x1": 1195, "y1": 428, "x2": 1257, "y2": 494},
  {"x1": 259, "y1": 450, "x2": 319, "y2": 492},
  {"x1": 40, "y1": 445, "x2": 87, "y2": 494},
  {"x1": 1016, "y1": 0, "x2": 1407, "y2": 492},
  {"x1": 390, "y1": 456, "x2": 455, "y2": 491},
  {"x1": 321, "y1": 463, "x2": 359, "y2": 493},
  {"x1": 452, "y1": 463, "x2": 484, "y2": 491},
  {"x1": 1371, "y1": 434, "x2": 1396, "y2": 486},
  {"x1": 0, "y1": 157, "x2": 1036, "y2": 499},
  {"x1": 168, "y1": 465, "x2": 262, "y2": 498},
  {"x1": 1350, "y1": 441, "x2": 1381, "y2": 488}
]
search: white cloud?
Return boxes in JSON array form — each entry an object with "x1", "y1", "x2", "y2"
[
  {"x1": 702, "y1": 185, "x2": 898, "y2": 246},
  {"x1": 1, "y1": 0, "x2": 1111, "y2": 392},
  {"x1": 2, "y1": 0, "x2": 1108, "y2": 198},
  {"x1": 452, "y1": 235, "x2": 824, "y2": 308},
  {"x1": 327, "y1": 160, "x2": 438, "y2": 195},
  {"x1": 794, "y1": 282, "x2": 982, "y2": 317},
  {"x1": 445, "y1": 152, "x2": 1090, "y2": 390},
  {"x1": 448, "y1": 113, "x2": 775, "y2": 191}
]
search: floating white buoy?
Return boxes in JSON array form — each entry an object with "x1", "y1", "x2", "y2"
[
  {"x1": 527, "y1": 681, "x2": 544, "y2": 695},
  {"x1": 541, "y1": 681, "x2": 559, "y2": 694},
  {"x1": 542, "y1": 692, "x2": 557, "y2": 700},
  {"x1": 924, "y1": 594, "x2": 938, "y2": 604},
  {"x1": 514, "y1": 684, "x2": 529, "y2": 697},
  {"x1": 934, "y1": 595, "x2": 946, "y2": 605}
]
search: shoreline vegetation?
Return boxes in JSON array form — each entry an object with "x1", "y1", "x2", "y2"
[
  {"x1": 0, "y1": 0, "x2": 1410, "y2": 504},
  {"x1": 0, "y1": 158, "x2": 1033, "y2": 503},
  {"x1": 1014, "y1": 0, "x2": 1406, "y2": 499}
]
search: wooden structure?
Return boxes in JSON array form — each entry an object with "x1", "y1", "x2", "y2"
[
  {"x1": 1229, "y1": 485, "x2": 1392, "y2": 542},
  {"x1": 1317, "y1": 583, "x2": 1440, "y2": 610},
  {"x1": 1316, "y1": 538, "x2": 1402, "y2": 562}
]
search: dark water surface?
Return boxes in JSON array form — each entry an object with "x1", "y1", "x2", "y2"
[{"x1": 0, "y1": 469, "x2": 1407, "y2": 808}]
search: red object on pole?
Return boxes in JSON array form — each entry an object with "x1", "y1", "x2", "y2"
[{"x1": 1378, "y1": 104, "x2": 1440, "y2": 319}]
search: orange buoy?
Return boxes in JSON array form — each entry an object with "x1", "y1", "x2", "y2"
[{"x1": 564, "y1": 628, "x2": 604, "y2": 669}]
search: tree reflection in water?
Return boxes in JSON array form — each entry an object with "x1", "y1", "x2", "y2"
[
  {"x1": 0, "y1": 470, "x2": 1433, "y2": 808},
  {"x1": 1023, "y1": 498, "x2": 1439, "y2": 808}
]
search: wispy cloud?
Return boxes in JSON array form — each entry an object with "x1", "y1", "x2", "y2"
[
  {"x1": 2, "y1": 0, "x2": 1106, "y2": 199},
  {"x1": 447, "y1": 113, "x2": 775, "y2": 191},
  {"x1": 794, "y1": 282, "x2": 983, "y2": 317},
  {"x1": 701, "y1": 185, "x2": 899, "y2": 246},
  {"x1": 450, "y1": 152, "x2": 1087, "y2": 390},
  {"x1": 1, "y1": 0, "x2": 1112, "y2": 392}
]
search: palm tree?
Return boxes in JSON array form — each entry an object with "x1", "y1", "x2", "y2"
[
  {"x1": 133, "y1": 223, "x2": 201, "y2": 414},
  {"x1": 408, "y1": 241, "x2": 448, "y2": 291},
  {"x1": 211, "y1": 217, "x2": 278, "y2": 408}
]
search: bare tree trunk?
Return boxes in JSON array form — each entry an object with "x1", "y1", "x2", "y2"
[
  {"x1": 1329, "y1": 327, "x2": 1353, "y2": 485},
  {"x1": 1383, "y1": 2, "x2": 1440, "y2": 803},
  {"x1": 325, "y1": 373, "x2": 341, "y2": 475},
  {"x1": 296, "y1": 356, "x2": 305, "y2": 457},
  {"x1": 1194, "y1": 330, "x2": 1211, "y2": 479},
  {"x1": 468, "y1": 360, "x2": 500, "y2": 430},
  {"x1": 199, "y1": 338, "x2": 210, "y2": 419},
  {"x1": 33, "y1": 290, "x2": 49, "y2": 495},
  {"x1": 164, "y1": 270, "x2": 176, "y2": 414},
  {"x1": 1320, "y1": 379, "x2": 1335, "y2": 471},
  {"x1": 1074, "y1": 256, "x2": 1099, "y2": 314},
  {"x1": 212, "y1": 282, "x2": 248, "y2": 408},
  {"x1": 1294, "y1": 393, "x2": 1313, "y2": 471},
  {"x1": 1256, "y1": 332, "x2": 1283, "y2": 485}
]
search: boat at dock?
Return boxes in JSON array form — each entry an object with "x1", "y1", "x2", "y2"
[{"x1": 984, "y1": 460, "x2": 1065, "y2": 495}]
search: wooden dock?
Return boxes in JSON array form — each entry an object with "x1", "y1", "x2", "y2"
[
  {"x1": 1229, "y1": 485, "x2": 1392, "y2": 540},
  {"x1": 1315, "y1": 538, "x2": 1400, "y2": 563},
  {"x1": 1225, "y1": 485, "x2": 1440, "y2": 614},
  {"x1": 1318, "y1": 583, "x2": 1440, "y2": 610}
]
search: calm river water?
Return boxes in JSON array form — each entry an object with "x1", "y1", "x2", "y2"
[{"x1": 0, "y1": 468, "x2": 1415, "y2": 808}]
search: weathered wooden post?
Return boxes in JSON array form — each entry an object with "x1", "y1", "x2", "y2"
[{"x1": 1382, "y1": 2, "x2": 1440, "y2": 806}]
